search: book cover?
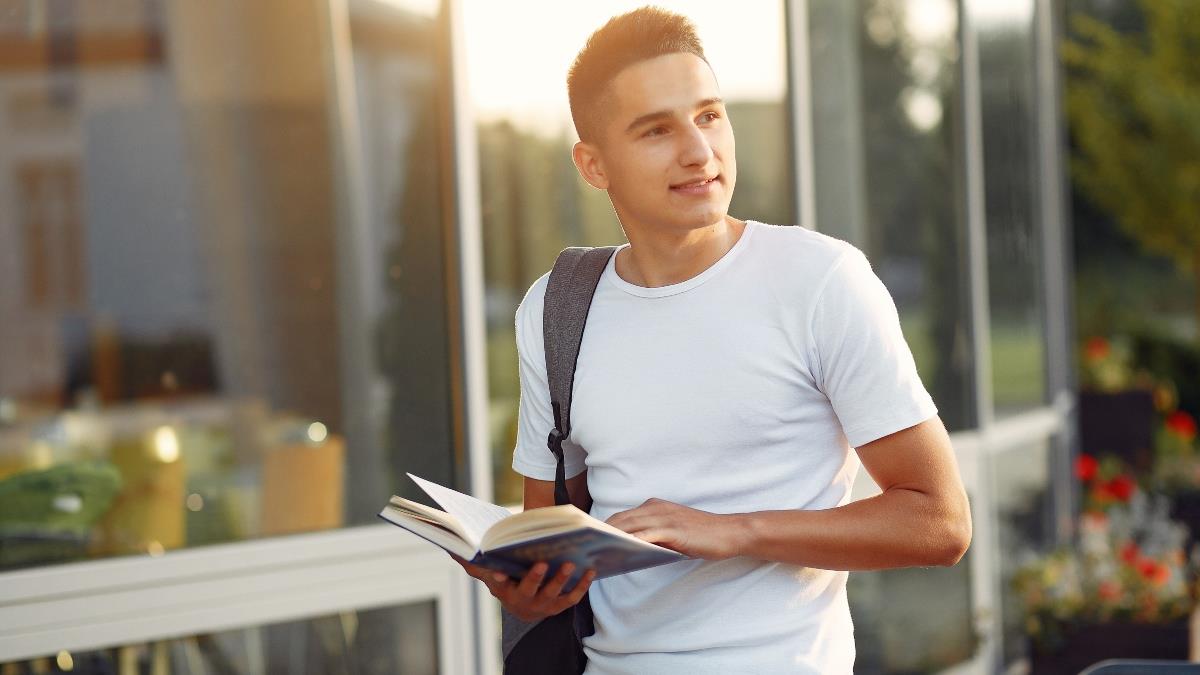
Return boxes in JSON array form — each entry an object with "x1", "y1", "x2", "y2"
[
  {"x1": 476, "y1": 527, "x2": 686, "y2": 587},
  {"x1": 378, "y1": 474, "x2": 686, "y2": 588}
]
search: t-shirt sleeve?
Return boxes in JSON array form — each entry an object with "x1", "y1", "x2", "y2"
[
  {"x1": 510, "y1": 274, "x2": 588, "y2": 480},
  {"x1": 811, "y1": 248, "x2": 939, "y2": 448}
]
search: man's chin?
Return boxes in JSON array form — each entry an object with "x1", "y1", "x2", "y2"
[
  {"x1": 612, "y1": 198, "x2": 732, "y2": 233},
  {"x1": 681, "y1": 205, "x2": 732, "y2": 227},
  {"x1": 665, "y1": 210, "x2": 732, "y2": 232}
]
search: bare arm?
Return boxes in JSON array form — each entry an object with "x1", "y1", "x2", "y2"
[
  {"x1": 607, "y1": 417, "x2": 972, "y2": 570},
  {"x1": 523, "y1": 473, "x2": 591, "y2": 512},
  {"x1": 735, "y1": 416, "x2": 971, "y2": 569}
]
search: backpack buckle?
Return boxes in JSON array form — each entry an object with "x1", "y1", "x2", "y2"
[{"x1": 546, "y1": 428, "x2": 566, "y2": 458}]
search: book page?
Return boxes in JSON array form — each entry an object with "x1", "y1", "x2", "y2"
[
  {"x1": 407, "y1": 473, "x2": 513, "y2": 546},
  {"x1": 387, "y1": 496, "x2": 472, "y2": 543},
  {"x1": 481, "y1": 504, "x2": 681, "y2": 555},
  {"x1": 378, "y1": 505, "x2": 477, "y2": 559}
]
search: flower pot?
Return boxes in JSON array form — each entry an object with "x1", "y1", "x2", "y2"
[
  {"x1": 1169, "y1": 490, "x2": 1200, "y2": 552},
  {"x1": 1078, "y1": 390, "x2": 1156, "y2": 472},
  {"x1": 1028, "y1": 619, "x2": 1189, "y2": 675}
]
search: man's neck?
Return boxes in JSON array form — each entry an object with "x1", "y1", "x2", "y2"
[{"x1": 615, "y1": 216, "x2": 746, "y2": 289}]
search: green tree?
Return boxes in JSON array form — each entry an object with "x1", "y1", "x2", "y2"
[{"x1": 1062, "y1": 0, "x2": 1200, "y2": 335}]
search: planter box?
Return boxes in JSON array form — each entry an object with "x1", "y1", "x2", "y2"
[
  {"x1": 1078, "y1": 390, "x2": 1156, "y2": 471},
  {"x1": 1028, "y1": 619, "x2": 1190, "y2": 675},
  {"x1": 1169, "y1": 490, "x2": 1200, "y2": 553}
]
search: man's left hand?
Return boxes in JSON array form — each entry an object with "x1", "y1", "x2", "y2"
[{"x1": 606, "y1": 498, "x2": 744, "y2": 560}]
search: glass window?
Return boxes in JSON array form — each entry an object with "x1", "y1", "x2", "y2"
[
  {"x1": 0, "y1": 0, "x2": 458, "y2": 572},
  {"x1": 975, "y1": 0, "x2": 1048, "y2": 417},
  {"x1": 343, "y1": 2, "x2": 462, "y2": 507},
  {"x1": 1, "y1": 600, "x2": 438, "y2": 674},
  {"x1": 463, "y1": 2, "x2": 794, "y2": 504},
  {"x1": 992, "y1": 438, "x2": 1054, "y2": 668},
  {"x1": 848, "y1": 518, "x2": 977, "y2": 672},
  {"x1": 809, "y1": 2, "x2": 978, "y2": 671},
  {"x1": 809, "y1": 0, "x2": 976, "y2": 431}
]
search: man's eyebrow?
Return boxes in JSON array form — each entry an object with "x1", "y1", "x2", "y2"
[{"x1": 624, "y1": 97, "x2": 724, "y2": 134}]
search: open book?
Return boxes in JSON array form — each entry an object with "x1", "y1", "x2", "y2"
[{"x1": 378, "y1": 474, "x2": 686, "y2": 587}]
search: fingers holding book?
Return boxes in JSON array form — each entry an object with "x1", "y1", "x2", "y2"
[
  {"x1": 517, "y1": 561, "x2": 578, "y2": 599},
  {"x1": 506, "y1": 563, "x2": 596, "y2": 622},
  {"x1": 450, "y1": 554, "x2": 596, "y2": 622}
]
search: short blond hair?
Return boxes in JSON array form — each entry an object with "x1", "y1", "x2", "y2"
[{"x1": 567, "y1": 7, "x2": 709, "y2": 143}]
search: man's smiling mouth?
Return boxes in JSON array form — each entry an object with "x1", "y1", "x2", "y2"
[{"x1": 671, "y1": 175, "x2": 719, "y2": 190}]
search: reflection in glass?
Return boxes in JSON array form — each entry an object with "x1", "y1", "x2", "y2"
[
  {"x1": 992, "y1": 438, "x2": 1053, "y2": 667},
  {"x1": 975, "y1": 0, "x2": 1048, "y2": 417},
  {"x1": 346, "y1": 1, "x2": 460, "y2": 509},
  {"x1": 464, "y1": 1, "x2": 794, "y2": 504},
  {"x1": 849, "y1": 531, "x2": 977, "y2": 672},
  {"x1": 0, "y1": 0, "x2": 456, "y2": 571},
  {"x1": 0, "y1": 601, "x2": 438, "y2": 674},
  {"x1": 809, "y1": 0, "x2": 976, "y2": 431},
  {"x1": 809, "y1": 2, "x2": 978, "y2": 671}
]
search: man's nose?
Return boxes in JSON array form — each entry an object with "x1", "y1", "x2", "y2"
[{"x1": 677, "y1": 124, "x2": 715, "y2": 167}]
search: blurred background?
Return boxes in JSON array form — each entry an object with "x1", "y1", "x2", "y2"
[{"x1": 0, "y1": 0, "x2": 1196, "y2": 673}]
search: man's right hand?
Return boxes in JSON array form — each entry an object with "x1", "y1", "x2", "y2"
[{"x1": 450, "y1": 554, "x2": 596, "y2": 622}]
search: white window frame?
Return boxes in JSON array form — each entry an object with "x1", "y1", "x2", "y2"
[{"x1": 0, "y1": 526, "x2": 473, "y2": 671}]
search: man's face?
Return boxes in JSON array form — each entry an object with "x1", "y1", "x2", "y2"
[{"x1": 581, "y1": 52, "x2": 737, "y2": 234}]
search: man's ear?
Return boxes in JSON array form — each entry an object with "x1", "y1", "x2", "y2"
[{"x1": 572, "y1": 141, "x2": 610, "y2": 190}]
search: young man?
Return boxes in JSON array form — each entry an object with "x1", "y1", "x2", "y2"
[{"x1": 454, "y1": 7, "x2": 972, "y2": 673}]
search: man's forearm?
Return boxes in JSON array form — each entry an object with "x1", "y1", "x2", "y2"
[{"x1": 730, "y1": 487, "x2": 971, "y2": 571}]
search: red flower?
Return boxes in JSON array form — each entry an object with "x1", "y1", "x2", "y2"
[
  {"x1": 1136, "y1": 559, "x2": 1170, "y2": 586},
  {"x1": 1085, "y1": 337, "x2": 1110, "y2": 361},
  {"x1": 1151, "y1": 563, "x2": 1171, "y2": 587},
  {"x1": 1098, "y1": 580, "x2": 1121, "y2": 600},
  {"x1": 1075, "y1": 454, "x2": 1099, "y2": 482},
  {"x1": 1166, "y1": 410, "x2": 1197, "y2": 441},
  {"x1": 1120, "y1": 541, "x2": 1140, "y2": 565},
  {"x1": 1107, "y1": 475, "x2": 1136, "y2": 502},
  {"x1": 1137, "y1": 559, "x2": 1157, "y2": 578}
]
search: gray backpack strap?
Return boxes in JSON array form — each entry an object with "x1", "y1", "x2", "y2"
[
  {"x1": 501, "y1": 245, "x2": 617, "y2": 663},
  {"x1": 542, "y1": 246, "x2": 619, "y2": 505}
]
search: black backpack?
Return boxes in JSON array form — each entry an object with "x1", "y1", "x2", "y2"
[{"x1": 501, "y1": 245, "x2": 619, "y2": 674}]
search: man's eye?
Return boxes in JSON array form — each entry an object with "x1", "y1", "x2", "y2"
[
  {"x1": 700, "y1": 112, "x2": 720, "y2": 123},
  {"x1": 644, "y1": 127, "x2": 666, "y2": 137}
]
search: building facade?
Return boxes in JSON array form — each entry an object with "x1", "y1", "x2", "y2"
[{"x1": 0, "y1": 1, "x2": 1072, "y2": 673}]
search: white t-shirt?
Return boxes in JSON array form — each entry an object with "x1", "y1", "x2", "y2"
[{"x1": 511, "y1": 220, "x2": 937, "y2": 674}]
